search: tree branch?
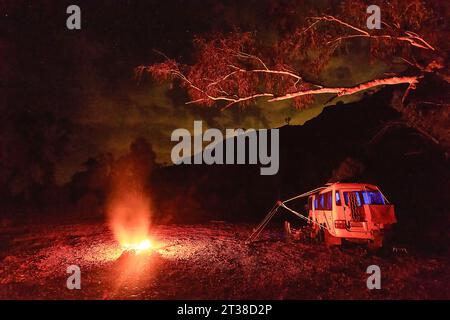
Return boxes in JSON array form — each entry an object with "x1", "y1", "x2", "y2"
[
  {"x1": 268, "y1": 76, "x2": 420, "y2": 102},
  {"x1": 142, "y1": 13, "x2": 437, "y2": 110},
  {"x1": 311, "y1": 15, "x2": 435, "y2": 50}
]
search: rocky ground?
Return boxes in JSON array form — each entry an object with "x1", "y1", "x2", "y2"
[{"x1": 0, "y1": 220, "x2": 449, "y2": 299}]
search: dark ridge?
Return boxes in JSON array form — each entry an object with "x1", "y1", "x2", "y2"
[{"x1": 151, "y1": 88, "x2": 449, "y2": 250}]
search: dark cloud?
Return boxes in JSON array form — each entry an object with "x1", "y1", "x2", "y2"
[{"x1": 3, "y1": 1, "x2": 388, "y2": 184}]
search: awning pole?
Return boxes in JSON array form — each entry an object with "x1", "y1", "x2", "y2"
[
  {"x1": 246, "y1": 186, "x2": 331, "y2": 243},
  {"x1": 245, "y1": 202, "x2": 280, "y2": 243}
]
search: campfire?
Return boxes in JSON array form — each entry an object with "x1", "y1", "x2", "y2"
[
  {"x1": 107, "y1": 187, "x2": 153, "y2": 256},
  {"x1": 122, "y1": 239, "x2": 152, "y2": 253}
]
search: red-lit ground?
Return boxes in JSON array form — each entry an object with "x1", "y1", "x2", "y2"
[{"x1": 0, "y1": 221, "x2": 448, "y2": 299}]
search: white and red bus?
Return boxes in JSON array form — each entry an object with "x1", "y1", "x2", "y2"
[{"x1": 307, "y1": 183, "x2": 397, "y2": 248}]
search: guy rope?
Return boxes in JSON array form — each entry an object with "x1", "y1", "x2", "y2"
[{"x1": 246, "y1": 187, "x2": 330, "y2": 243}]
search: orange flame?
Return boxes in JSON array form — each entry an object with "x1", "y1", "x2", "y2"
[
  {"x1": 107, "y1": 190, "x2": 152, "y2": 252},
  {"x1": 122, "y1": 239, "x2": 152, "y2": 252},
  {"x1": 106, "y1": 141, "x2": 155, "y2": 253}
]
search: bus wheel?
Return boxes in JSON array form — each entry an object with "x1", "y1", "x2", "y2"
[
  {"x1": 324, "y1": 230, "x2": 342, "y2": 247},
  {"x1": 310, "y1": 229, "x2": 317, "y2": 240},
  {"x1": 309, "y1": 225, "x2": 320, "y2": 242},
  {"x1": 368, "y1": 232, "x2": 383, "y2": 251}
]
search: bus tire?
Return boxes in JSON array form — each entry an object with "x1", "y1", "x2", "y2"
[
  {"x1": 324, "y1": 229, "x2": 342, "y2": 247},
  {"x1": 368, "y1": 232, "x2": 383, "y2": 250},
  {"x1": 309, "y1": 225, "x2": 320, "y2": 242}
]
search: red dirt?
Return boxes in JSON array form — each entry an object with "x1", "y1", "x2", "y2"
[{"x1": 0, "y1": 221, "x2": 448, "y2": 299}]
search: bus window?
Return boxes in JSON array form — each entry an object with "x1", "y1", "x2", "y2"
[
  {"x1": 319, "y1": 194, "x2": 325, "y2": 209},
  {"x1": 316, "y1": 192, "x2": 333, "y2": 210},
  {"x1": 335, "y1": 191, "x2": 341, "y2": 206},
  {"x1": 325, "y1": 191, "x2": 332, "y2": 210},
  {"x1": 344, "y1": 192, "x2": 362, "y2": 206},
  {"x1": 361, "y1": 191, "x2": 385, "y2": 205}
]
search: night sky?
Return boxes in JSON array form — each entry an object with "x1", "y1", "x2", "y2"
[{"x1": 2, "y1": 0, "x2": 388, "y2": 183}]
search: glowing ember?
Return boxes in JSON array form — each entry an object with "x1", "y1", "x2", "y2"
[{"x1": 122, "y1": 239, "x2": 152, "y2": 253}]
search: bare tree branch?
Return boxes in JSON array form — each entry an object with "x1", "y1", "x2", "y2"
[
  {"x1": 268, "y1": 76, "x2": 420, "y2": 102},
  {"x1": 311, "y1": 15, "x2": 435, "y2": 50},
  {"x1": 142, "y1": 10, "x2": 440, "y2": 110}
]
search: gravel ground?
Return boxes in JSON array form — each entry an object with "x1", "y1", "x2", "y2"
[{"x1": 0, "y1": 221, "x2": 448, "y2": 299}]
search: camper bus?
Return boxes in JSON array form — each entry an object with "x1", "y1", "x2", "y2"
[{"x1": 307, "y1": 183, "x2": 397, "y2": 248}]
